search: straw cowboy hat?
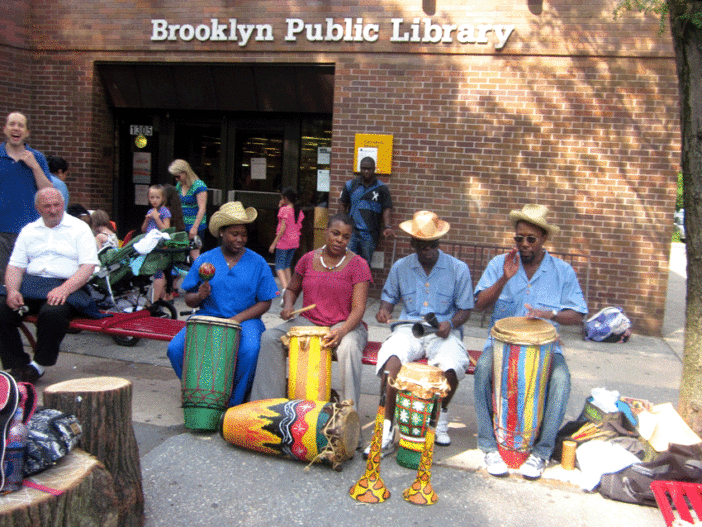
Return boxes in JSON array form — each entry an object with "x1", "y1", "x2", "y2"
[
  {"x1": 399, "y1": 210, "x2": 450, "y2": 241},
  {"x1": 209, "y1": 201, "x2": 258, "y2": 236},
  {"x1": 508, "y1": 204, "x2": 560, "y2": 236}
]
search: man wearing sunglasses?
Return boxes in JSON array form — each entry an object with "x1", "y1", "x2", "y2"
[
  {"x1": 473, "y1": 204, "x2": 588, "y2": 480},
  {"x1": 363, "y1": 210, "x2": 473, "y2": 459}
]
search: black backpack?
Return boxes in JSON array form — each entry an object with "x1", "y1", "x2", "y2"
[{"x1": 599, "y1": 443, "x2": 702, "y2": 506}]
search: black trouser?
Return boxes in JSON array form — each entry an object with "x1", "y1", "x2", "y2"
[{"x1": 0, "y1": 298, "x2": 73, "y2": 369}]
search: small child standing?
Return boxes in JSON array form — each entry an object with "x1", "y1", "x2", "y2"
[
  {"x1": 141, "y1": 185, "x2": 171, "y2": 302},
  {"x1": 141, "y1": 184, "x2": 171, "y2": 233},
  {"x1": 268, "y1": 187, "x2": 304, "y2": 303}
]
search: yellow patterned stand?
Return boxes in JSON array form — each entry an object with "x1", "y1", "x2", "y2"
[
  {"x1": 402, "y1": 395, "x2": 440, "y2": 506},
  {"x1": 349, "y1": 373, "x2": 391, "y2": 503}
]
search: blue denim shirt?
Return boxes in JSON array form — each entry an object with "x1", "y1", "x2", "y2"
[
  {"x1": 381, "y1": 250, "x2": 474, "y2": 326},
  {"x1": 474, "y1": 251, "x2": 588, "y2": 354}
]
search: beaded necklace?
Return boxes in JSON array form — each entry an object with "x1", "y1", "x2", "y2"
[{"x1": 319, "y1": 245, "x2": 347, "y2": 270}]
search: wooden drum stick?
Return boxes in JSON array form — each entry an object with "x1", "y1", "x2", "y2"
[{"x1": 288, "y1": 304, "x2": 317, "y2": 317}]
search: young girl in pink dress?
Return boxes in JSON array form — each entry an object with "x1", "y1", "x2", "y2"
[{"x1": 268, "y1": 187, "x2": 304, "y2": 301}]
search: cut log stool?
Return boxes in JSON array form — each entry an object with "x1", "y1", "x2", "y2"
[{"x1": 43, "y1": 377, "x2": 144, "y2": 527}]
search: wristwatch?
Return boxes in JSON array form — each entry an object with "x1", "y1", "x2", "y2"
[{"x1": 551, "y1": 309, "x2": 558, "y2": 319}]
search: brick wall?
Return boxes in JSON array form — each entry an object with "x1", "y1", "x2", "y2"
[{"x1": 0, "y1": 1, "x2": 680, "y2": 335}]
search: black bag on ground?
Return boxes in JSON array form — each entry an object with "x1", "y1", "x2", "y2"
[
  {"x1": 24, "y1": 407, "x2": 82, "y2": 476},
  {"x1": 599, "y1": 443, "x2": 702, "y2": 505}
]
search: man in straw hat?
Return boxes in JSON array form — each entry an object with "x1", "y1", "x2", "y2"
[
  {"x1": 363, "y1": 210, "x2": 474, "y2": 458},
  {"x1": 166, "y1": 201, "x2": 278, "y2": 406},
  {"x1": 473, "y1": 204, "x2": 588, "y2": 480}
]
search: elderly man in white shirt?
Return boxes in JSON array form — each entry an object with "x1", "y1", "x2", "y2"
[{"x1": 0, "y1": 187, "x2": 98, "y2": 383}]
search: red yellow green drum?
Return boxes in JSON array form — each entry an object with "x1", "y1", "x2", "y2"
[{"x1": 286, "y1": 326, "x2": 332, "y2": 401}]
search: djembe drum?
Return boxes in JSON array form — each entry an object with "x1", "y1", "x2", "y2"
[
  {"x1": 491, "y1": 316, "x2": 557, "y2": 468},
  {"x1": 391, "y1": 363, "x2": 450, "y2": 469},
  {"x1": 285, "y1": 326, "x2": 332, "y2": 401},
  {"x1": 182, "y1": 315, "x2": 241, "y2": 431},
  {"x1": 220, "y1": 398, "x2": 359, "y2": 471}
]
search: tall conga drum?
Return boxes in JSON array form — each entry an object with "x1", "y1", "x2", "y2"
[
  {"x1": 182, "y1": 315, "x2": 241, "y2": 431},
  {"x1": 220, "y1": 398, "x2": 359, "y2": 471},
  {"x1": 491, "y1": 316, "x2": 557, "y2": 468},
  {"x1": 391, "y1": 363, "x2": 450, "y2": 469},
  {"x1": 286, "y1": 326, "x2": 332, "y2": 401}
]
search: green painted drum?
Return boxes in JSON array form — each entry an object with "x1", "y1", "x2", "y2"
[{"x1": 182, "y1": 315, "x2": 240, "y2": 431}]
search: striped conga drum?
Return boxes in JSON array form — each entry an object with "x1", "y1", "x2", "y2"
[
  {"x1": 491, "y1": 316, "x2": 557, "y2": 468},
  {"x1": 286, "y1": 326, "x2": 332, "y2": 401}
]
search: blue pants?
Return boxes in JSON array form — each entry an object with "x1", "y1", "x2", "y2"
[
  {"x1": 474, "y1": 346, "x2": 571, "y2": 460},
  {"x1": 347, "y1": 230, "x2": 376, "y2": 266},
  {"x1": 167, "y1": 318, "x2": 265, "y2": 406}
]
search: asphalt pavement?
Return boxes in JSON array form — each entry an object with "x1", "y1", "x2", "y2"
[{"x1": 25, "y1": 243, "x2": 689, "y2": 526}]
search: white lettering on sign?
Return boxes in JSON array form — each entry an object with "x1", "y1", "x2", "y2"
[
  {"x1": 150, "y1": 18, "x2": 514, "y2": 49},
  {"x1": 130, "y1": 125, "x2": 153, "y2": 136}
]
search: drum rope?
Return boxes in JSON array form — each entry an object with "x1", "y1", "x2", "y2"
[{"x1": 304, "y1": 400, "x2": 353, "y2": 472}]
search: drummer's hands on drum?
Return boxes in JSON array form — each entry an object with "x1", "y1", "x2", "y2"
[
  {"x1": 322, "y1": 328, "x2": 344, "y2": 348},
  {"x1": 524, "y1": 303, "x2": 556, "y2": 321},
  {"x1": 503, "y1": 247, "x2": 519, "y2": 280}
]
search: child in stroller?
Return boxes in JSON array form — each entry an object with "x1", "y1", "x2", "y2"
[{"x1": 89, "y1": 228, "x2": 193, "y2": 344}]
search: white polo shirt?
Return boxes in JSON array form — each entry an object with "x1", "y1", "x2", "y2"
[{"x1": 9, "y1": 213, "x2": 99, "y2": 279}]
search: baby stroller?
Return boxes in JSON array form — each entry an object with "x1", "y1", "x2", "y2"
[{"x1": 90, "y1": 228, "x2": 193, "y2": 345}]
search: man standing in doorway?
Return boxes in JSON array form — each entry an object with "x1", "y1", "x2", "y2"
[
  {"x1": 339, "y1": 156, "x2": 394, "y2": 266},
  {"x1": 0, "y1": 112, "x2": 54, "y2": 284}
]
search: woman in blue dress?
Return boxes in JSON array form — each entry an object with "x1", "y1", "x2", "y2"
[{"x1": 167, "y1": 201, "x2": 278, "y2": 406}]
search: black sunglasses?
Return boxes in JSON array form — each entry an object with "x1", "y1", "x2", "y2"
[{"x1": 514, "y1": 235, "x2": 539, "y2": 244}]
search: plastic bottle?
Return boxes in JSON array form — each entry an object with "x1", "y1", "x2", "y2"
[{"x1": 2, "y1": 407, "x2": 28, "y2": 493}]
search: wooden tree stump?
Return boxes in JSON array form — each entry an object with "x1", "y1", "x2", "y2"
[
  {"x1": 43, "y1": 377, "x2": 144, "y2": 527},
  {"x1": 0, "y1": 448, "x2": 118, "y2": 527}
]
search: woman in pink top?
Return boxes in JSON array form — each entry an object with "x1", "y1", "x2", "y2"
[
  {"x1": 268, "y1": 187, "x2": 304, "y2": 299},
  {"x1": 251, "y1": 213, "x2": 371, "y2": 411}
]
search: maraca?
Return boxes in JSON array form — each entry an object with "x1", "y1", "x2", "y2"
[{"x1": 198, "y1": 262, "x2": 215, "y2": 281}]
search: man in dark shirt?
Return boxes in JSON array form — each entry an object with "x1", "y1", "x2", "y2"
[{"x1": 339, "y1": 156, "x2": 394, "y2": 265}]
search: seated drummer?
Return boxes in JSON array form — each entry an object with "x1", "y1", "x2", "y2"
[
  {"x1": 250, "y1": 213, "x2": 371, "y2": 412},
  {"x1": 365, "y1": 210, "x2": 473, "y2": 458},
  {"x1": 166, "y1": 201, "x2": 278, "y2": 406},
  {"x1": 473, "y1": 204, "x2": 588, "y2": 480}
]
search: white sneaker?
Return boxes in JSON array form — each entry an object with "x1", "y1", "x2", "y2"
[
  {"x1": 484, "y1": 451, "x2": 509, "y2": 477},
  {"x1": 519, "y1": 454, "x2": 546, "y2": 480},
  {"x1": 362, "y1": 419, "x2": 396, "y2": 459},
  {"x1": 435, "y1": 408, "x2": 451, "y2": 446}
]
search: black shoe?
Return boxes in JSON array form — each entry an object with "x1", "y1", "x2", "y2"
[
  {"x1": 0, "y1": 371, "x2": 19, "y2": 489},
  {"x1": 12, "y1": 365, "x2": 43, "y2": 384}
]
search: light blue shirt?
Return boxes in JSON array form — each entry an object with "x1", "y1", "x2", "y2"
[
  {"x1": 474, "y1": 251, "x2": 588, "y2": 354},
  {"x1": 381, "y1": 249, "x2": 474, "y2": 326},
  {"x1": 49, "y1": 175, "x2": 69, "y2": 210}
]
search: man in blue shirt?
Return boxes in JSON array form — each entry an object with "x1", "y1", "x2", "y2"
[
  {"x1": 0, "y1": 112, "x2": 54, "y2": 284},
  {"x1": 339, "y1": 156, "x2": 394, "y2": 266},
  {"x1": 473, "y1": 204, "x2": 588, "y2": 480},
  {"x1": 364, "y1": 210, "x2": 473, "y2": 458}
]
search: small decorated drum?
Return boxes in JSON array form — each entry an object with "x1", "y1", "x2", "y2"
[
  {"x1": 391, "y1": 363, "x2": 450, "y2": 469},
  {"x1": 491, "y1": 316, "x2": 557, "y2": 468},
  {"x1": 220, "y1": 398, "x2": 359, "y2": 471},
  {"x1": 182, "y1": 316, "x2": 241, "y2": 431},
  {"x1": 285, "y1": 326, "x2": 332, "y2": 401}
]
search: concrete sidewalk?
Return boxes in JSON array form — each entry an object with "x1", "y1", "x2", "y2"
[{"x1": 26, "y1": 243, "x2": 688, "y2": 526}]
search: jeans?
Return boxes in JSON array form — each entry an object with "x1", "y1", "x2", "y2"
[
  {"x1": 474, "y1": 345, "x2": 570, "y2": 460},
  {"x1": 347, "y1": 230, "x2": 376, "y2": 266}
]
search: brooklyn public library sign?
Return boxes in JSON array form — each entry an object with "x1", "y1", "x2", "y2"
[{"x1": 150, "y1": 17, "x2": 515, "y2": 50}]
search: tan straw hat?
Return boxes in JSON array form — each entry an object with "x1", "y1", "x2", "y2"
[
  {"x1": 399, "y1": 210, "x2": 450, "y2": 241},
  {"x1": 508, "y1": 204, "x2": 560, "y2": 236},
  {"x1": 209, "y1": 201, "x2": 257, "y2": 236}
]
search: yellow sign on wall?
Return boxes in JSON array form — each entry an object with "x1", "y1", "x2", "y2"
[{"x1": 353, "y1": 133, "x2": 393, "y2": 175}]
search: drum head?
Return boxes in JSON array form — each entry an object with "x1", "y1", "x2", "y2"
[
  {"x1": 187, "y1": 315, "x2": 241, "y2": 329},
  {"x1": 491, "y1": 316, "x2": 557, "y2": 345},
  {"x1": 393, "y1": 363, "x2": 450, "y2": 399},
  {"x1": 287, "y1": 326, "x2": 330, "y2": 337},
  {"x1": 321, "y1": 401, "x2": 359, "y2": 467}
]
